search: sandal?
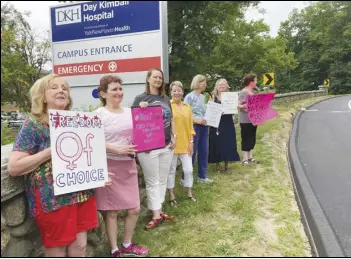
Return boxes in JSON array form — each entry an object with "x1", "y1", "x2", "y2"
[
  {"x1": 169, "y1": 199, "x2": 177, "y2": 207},
  {"x1": 160, "y1": 212, "x2": 174, "y2": 221},
  {"x1": 242, "y1": 160, "x2": 249, "y2": 166},
  {"x1": 188, "y1": 196, "x2": 197, "y2": 203},
  {"x1": 145, "y1": 218, "x2": 163, "y2": 231},
  {"x1": 248, "y1": 158, "x2": 260, "y2": 164}
]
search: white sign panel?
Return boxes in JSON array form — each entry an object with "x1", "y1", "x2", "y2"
[
  {"x1": 205, "y1": 101, "x2": 223, "y2": 128},
  {"x1": 221, "y1": 92, "x2": 239, "y2": 114},
  {"x1": 49, "y1": 109, "x2": 108, "y2": 195},
  {"x1": 50, "y1": 1, "x2": 169, "y2": 87}
]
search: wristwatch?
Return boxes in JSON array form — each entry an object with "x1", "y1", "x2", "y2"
[
  {"x1": 172, "y1": 134, "x2": 177, "y2": 138},
  {"x1": 190, "y1": 140, "x2": 194, "y2": 143}
]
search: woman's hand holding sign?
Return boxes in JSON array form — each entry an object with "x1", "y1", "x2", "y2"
[
  {"x1": 115, "y1": 145, "x2": 137, "y2": 157},
  {"x1": 104, "y1": 172, "x2": 114, "y2": 187},
  {"x1": 139, "y1": 101, "x2": 149, "y2": 108}
]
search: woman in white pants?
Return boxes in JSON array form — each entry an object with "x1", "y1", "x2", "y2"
[
  {"x1": 167, "y1": 81, "x2": 197, "y2": 206},
  {"x1": 167, "y1": 81, "x2": 196, "y2": 206},
  {"x1": 132, "y1": 68, "x2": 176, "y2": 231}
]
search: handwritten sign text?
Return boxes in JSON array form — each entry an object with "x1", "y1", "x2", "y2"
[
  {"x1": 131, "y1": 106, "x2": 165, "y2": 152},
  {"x1": 247, "y1": 93, "x2": 278, "y2": 126}
]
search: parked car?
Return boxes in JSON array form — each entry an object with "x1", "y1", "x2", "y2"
[{"x1": 7, "y1": 112, "x2": 27, "y2": 129}]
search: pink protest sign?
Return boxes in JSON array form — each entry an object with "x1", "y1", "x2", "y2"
[
  {"x1": 247, "y1": 93, "x2": 278, "y2": 126},
  {"x1": 131, "y1": 106, "x2": 165, "y2": 152}
]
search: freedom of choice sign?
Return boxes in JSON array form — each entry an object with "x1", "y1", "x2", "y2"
[
  {"x1": 50, "y1": 1, "x2": 168, "y2": 88},
  {"x1": 49, "y1": 109, "x2": 108, "y2": 195}
]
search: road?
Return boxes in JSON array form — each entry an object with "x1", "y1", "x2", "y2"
[{"x1": 297, "y1": 96, "x2": 351, "y2": 256}]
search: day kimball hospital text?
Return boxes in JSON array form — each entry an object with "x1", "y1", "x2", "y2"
[{"x1": 55, "y1": 1, "x2": 130, "y2": 25}]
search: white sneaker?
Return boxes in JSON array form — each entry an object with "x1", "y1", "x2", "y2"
[{"x1": 198, "y1": 178, "x2": 214, "y2": 184}]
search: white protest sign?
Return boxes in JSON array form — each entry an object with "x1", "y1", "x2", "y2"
[
  {"x1": 49, "y1": 109, "x2": 108, "y2": 196},
  {"x1": 205, "y1": 101, "x2": 223, "y2": 128},
  {"x1": 221, "y1": 92, "x2": 239, "y2": 114}
]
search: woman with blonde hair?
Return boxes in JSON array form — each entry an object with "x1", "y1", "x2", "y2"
[
  {"x1": 8, "y1": 74, "x2": 111, "y2": 257},
  {"x1": 132, "y1": 68, "x2": 176, "y2": 230},
  {"x1": 167, "y1": 81, "x2": 197, "y2": 206},
  {"x1": 183, "y1": 74, "x2": 213, "y2": 183},
  {"x1": 208, "y1": 78, "x2": 240, "y2": 172}
]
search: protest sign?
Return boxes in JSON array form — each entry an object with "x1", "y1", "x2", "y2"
[
  {"x1": 221, "y1": 92, "x2": 239, "y2": 114},
  {"x1": 49, "y1": 109, "x2": 108, "y2": 196},
  {"x1": 205, "y1": 101, "x2": 223, "y2": 128},
  {"x1": 247, "y1": 93, "x2": 278, "y2": 126},
  {"x1": 131, "y1": 106, "x2": 165, "y2": 152}
]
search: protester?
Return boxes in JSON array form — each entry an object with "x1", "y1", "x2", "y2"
[
  {"x1": 208, "y1": 79, "x2": 240, "y2": 171},
  {"x1": 132, "y1": 68, "x2": 176, "y2": 230},
  {"x1": 238, "y1": 74, "x2": 260, "y2": 165},
  {"x1": 7, "y1": 74, "x2": 111, "y2": 257},
  {"x1": 95, "y1": 75, "x2": 148, "y2": 257},
  {"x1": 184, "y1": 74, "x2": 213, "y2": 183},
  {"x1": 167, "y1": 81, "x2": 197, "y2": 206}
]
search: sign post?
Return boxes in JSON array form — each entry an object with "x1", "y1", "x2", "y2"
[
  {"x1": 323, "y1": 79, "x2": 330, "y2": 87},
  {"x1": 263, "y1": 72, "x2": 275, "y2": 87},
  {"x1": 50, "y1": 1, "x2": 169, "y2": 109}
]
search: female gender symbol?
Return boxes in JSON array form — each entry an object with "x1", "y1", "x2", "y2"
[{"x1": 56, "y1": 132, "x2": 83, "y2": 170}]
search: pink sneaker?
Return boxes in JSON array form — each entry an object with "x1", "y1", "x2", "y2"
[
  {"x1": 111, "y1": 250, "x2": 122, "y2": 257},
  {"x1": 120, "y1": 243, "x2": 148, "y2": 256}
]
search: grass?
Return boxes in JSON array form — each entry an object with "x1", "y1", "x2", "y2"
[
  {"x1": 94, "y1": 95, "x2": 332, "y2": 257},
  {"x1": 1, "y1": 123, "x2": 18, "y2": 145}
]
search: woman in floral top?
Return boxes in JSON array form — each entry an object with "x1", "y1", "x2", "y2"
[{"x1": 8, "y1": 74, "x2": 111, "y2": 257}]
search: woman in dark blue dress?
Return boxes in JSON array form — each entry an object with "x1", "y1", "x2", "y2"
[{"x1": 208, "y1": 79, "x2": 240, "y2": 171}]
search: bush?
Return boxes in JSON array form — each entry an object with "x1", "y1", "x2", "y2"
[{"x1": 1, "y1": 123, "x2": 15, "y2": 145}]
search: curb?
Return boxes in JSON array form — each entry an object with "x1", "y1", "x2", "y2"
[{"x1": 288, "y1": 97, "x2": 346, "y2": 257}]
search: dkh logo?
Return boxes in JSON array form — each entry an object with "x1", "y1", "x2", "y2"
[{"x1": 55, "y1": 5, "x2": 81, "y2": 25}]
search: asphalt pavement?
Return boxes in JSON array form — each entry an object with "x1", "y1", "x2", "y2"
[{"x1": 296, "y1": 96, "x2": 351, "y2": 256}]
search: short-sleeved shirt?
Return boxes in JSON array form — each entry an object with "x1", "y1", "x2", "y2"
[
  {"x1": 238, "y1": 90, "x2": 252, "y2": 124},
  {"x1": 132, "y1": 93, "x2": 173, "y2": 146},
  {"x1": 95, "y1": 107, "x2": 134, "y2": 160},
  {"x1": 183, "y1": 91, "x2": 206, "y2": 121},
  {"x1": 171, "y1": 100, "x2": 196, "y2": 154},
  {"x1": 12, "y1": 118, "x2": 94, "y2": 218}
]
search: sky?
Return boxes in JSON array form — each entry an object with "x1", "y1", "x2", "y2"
[{"x1": 7, "y1": 1, "x2": 310, "y2": 69}]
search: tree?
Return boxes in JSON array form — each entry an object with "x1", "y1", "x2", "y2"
[
  {"x1": 210, "y1": 17, "x2": 298, "y2": 91},
  {"x1": 1, "y1": 2, "x2": 51, "y2": 111},
  {"x1": 278, "y1": 1, "x2": 351, "y2": 94},
  {"x1": 167, "y1": 1, "x2": 259, "y2": 88}
]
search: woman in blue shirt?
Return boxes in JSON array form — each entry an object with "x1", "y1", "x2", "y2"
[{"x1": 184, "y1": 74, "x2": 213, "y2": 183}]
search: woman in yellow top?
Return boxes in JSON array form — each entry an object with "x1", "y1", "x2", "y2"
[{"x1": 167, "y1": 81, "x2": 197, "y2": 206}]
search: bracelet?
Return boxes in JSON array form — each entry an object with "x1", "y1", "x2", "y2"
[{"x1": 190, "y1": 141, "x2": 194, "y2": 143}]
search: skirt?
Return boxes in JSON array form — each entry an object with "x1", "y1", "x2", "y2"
[{"x1": 95, "y1": 159, "x2": 140, "y2": 211}]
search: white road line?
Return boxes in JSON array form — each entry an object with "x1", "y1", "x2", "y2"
[
  {"x1": 330, "y1": 111, "x2": 351, "y2": 113},
  {"x1": 306, "y1": 109, "x2": 319, "y2": 111},
  {"x1": 348, "y1": 100, "x2": 351, "y2": 110}
]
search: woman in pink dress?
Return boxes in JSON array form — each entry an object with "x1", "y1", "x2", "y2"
[{"x1": 95, "y1": 75, "x2": 148, "y2": 257}]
